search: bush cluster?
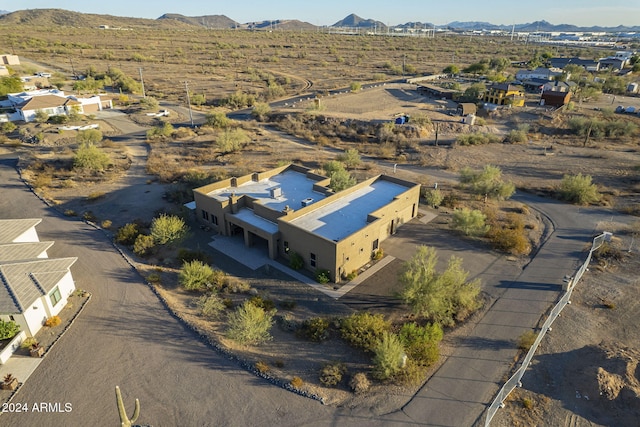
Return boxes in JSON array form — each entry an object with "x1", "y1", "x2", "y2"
[
  {"x1": 456, "y1": 132, "x2": 500, "y2": 146},
  {"x1": 340, "y1": 312, "x2": 390, "y2": 351},
  {"x1": 459, "y1": 165, "x2": 515, "y2": 200},
  {"x1": 297, "y1": 317, "x2": 330, "y2": 342},
  {"x1": 0, "y1": 320, "x2": 20, "y2": 340},
  {"x1": 398, "y1": 322, "x2": 443, "y2": 366},
  {"x1": 558, "y1": 173, "x2": 601, "y2": 205},
  {"x1": 319, "y1": 362, "x2": 346, "y2": 386},
  {"x1": 226, "y1": 301, "x2": 274, "y2": 345}
]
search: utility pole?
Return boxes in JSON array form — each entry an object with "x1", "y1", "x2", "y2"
[
  {"x1": 138, "y1": 67, "x2": 146, "y2": 98},
  {"x1": 183, "y1": 81, "x2": 194, "y2": 127}
]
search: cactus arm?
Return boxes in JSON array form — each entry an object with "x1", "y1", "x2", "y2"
[
  {"x1": 115, "y1": 385, "x2": 140, "y2": 427},
  {"x1": 131, "y1": 398, "x2": 140, "y2": 423}
]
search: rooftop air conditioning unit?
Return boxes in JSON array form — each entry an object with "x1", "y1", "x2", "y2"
[
  {"x1": 301, "y1": 198, "x2": 314, "y2": 207},
  {"x1": 269, "y1": 186, "x2": 282, "y2": 198}
]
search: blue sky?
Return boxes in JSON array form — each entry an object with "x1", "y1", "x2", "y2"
[{"x1": 8, "y1": 1, "x2": 640, "y2": 26}]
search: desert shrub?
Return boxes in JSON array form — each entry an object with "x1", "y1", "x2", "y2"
[
  {"x1": 73, "y1": 142, "x2": 111, "y2": 172},
  {"x1": 150, "y1": 214, "x2": 188, "y2": 245},
  {"x1": 179, "y1": 260, "x2": 216, "y2": 292},
  {"x1": 558, "y1": 173, "x2": 601, "y2": 205},
  {"x1": 349, "y1": 372, "x2": 371, "y2": 393},
  {"x1": 400, "y1": 246, "x2": 482, "y2": 327},
  {"x1": 517, "y1": 330, "x2": 537, "y2": 350},
  {"x1": 251, "y1": 102, "x2": 271, "y2": 121},
  {"x1": 459, "y1": 165, "x2": 515, "y2": 200},
  {"x1": 340, "y1": 312, "x2": 390, "y2": 351},
  {"x1": 592, "y1": 242, "x2": 623, "y2": 262},
  {"x1": 224, "y1": 90, "x2": 255, "y2": 109},
  {"x1": 133, "y1": 234, "x2": 155, "y2": 256},
  {"x1": 504, "y1": 129, "x2": 528, "y2": 144},
  {"x1": 0, "y1": 320, "x2": 20, "y2": 339},
  {"x1": 139, "y1": 96, "x2": 159, "y2": 110},
  {"x1": 82, "y1": 211, "x2": 97, "y2": 222},
  {"x1": 337, "y1": 148, "x2": 361, "y2": 169},
  {"x1": 115, "y1": 223, "x2": 140, "y2": 246},
  {"x1": 205, "y1": 112, "x2": 230, "y2": 128},
  {"x1": 297, "y1": 317, "x2": 330, "y2": 342},
  {"x1": 323, "y1": 160, "x2": 356, "y2": 192},
  {"x1": 44, "y1": 315, "x2": 62, "y2": 327},
  {"x1": 101, "y1": 219, "x2": 112, "y2": 229},
  {"x1": 345, "y1": 270, "x2": 358, "y2": 281},
  {"x1": 289, "y1": 252, "x2": 303, "y2": 270},
  {"x1": 34, "y1": 109, "x2": 49, "y2": 123},
  {"x1": 20, "y1": 337, "x2": 38, "y2": 349},
  {"x1": 441, "y1": 192, "x2": 460, "y2": 208},
  {"x1": 216, "y1": 128, "x2": 250, "y2": 154},
  {"x1": 255, "y1": 361, "x2": 270, "y2": 374},
  {"x1": 177, "y1": 248, "x2": 211, "y2": 264},
  {"x1": 197, "y1": 294, "x2": 225, "y2": 319},
  {"x1": 226, "y1": 301, "x2": 274, "y2": 345},
  {"x1": 64, "y1": 209, "x2": 77, "y2": 217},
  {"x1": 146, "y1": 122, "x2": 174, "y2": 140},
  {"x1": 423, "y1": 188, "x2": 443, "y2": 208},
  {"x1": 452, "y1": 208, "x2": 489, "y2": 236},
  {"x1": 290, "y1": 376, "x2": 304, "y2": 388},
  {"x1": 372, "y1": 248, "x2": 384, "y2": 261},
  {"x1": 350, "y1": 82, "x2": 362, "y2": 92},
  {"x1": 319, "y1": 362, "x2": 346, "y2": 386},
  {"x1": 372, "y1": 331, "x2": 406, "y2": 381},
  {"x1": 398, "y1": 322, "x2": 443, "y2": 366},
  {"x1": 315, "y1": 269, "x2": 331, "y2": 284},
  {"x1": 146, "y1": 272, "x2": 161, "y2": 283},
  {"x1": 223, "y1": 277, "x2": 251, "y2": 294},
  {"x1": 410, "y1": 113, "x2": 432, "y2": 127},
  {"x1": 1, "y1": 121, "x2": 16, "y2": 134},
  {"x1": 87, "y1": 191, "x2": 105, "y2": 201},
  {"x1": 456, "y1": 132, "x2": 500, "y2": 146},
  {"x1": 76, "y1": 129, "x2": 103, "y2": 145},
  {"x1": 248, "y1": 296, "x2": 276, "y2": 312},
  {"x1": 521, "y1": 397, "x2": 534, "y2": 410}
]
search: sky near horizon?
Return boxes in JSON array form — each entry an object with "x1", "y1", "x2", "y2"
[{"x1": 7, "y1": 1, "x2": 640, "y2": 27}]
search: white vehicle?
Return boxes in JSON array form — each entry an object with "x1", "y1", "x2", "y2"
[{"x1": 36, "y1": 72, "x2": 52, "y2": 78}]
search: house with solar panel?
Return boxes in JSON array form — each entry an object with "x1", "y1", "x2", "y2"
[{"x1": 193, "y1": 164, "x2": 420, "y2": 282}]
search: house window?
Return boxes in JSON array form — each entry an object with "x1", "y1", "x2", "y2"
[
  {"x1": 212, "y1": 215, "x2": 218, "y2": 225},
  {"x1": 50, "y1": 286, "x2": 62, "y2": 307},
  {"x1": 372, "y1": 239, "x2": 379, "y2": 251},
  {"x1": 310, "y1": 252, "x2": 316, "y2": 267},
  {"x1": 284, "y1": 241, "x2": 290, "y2": 253},
  {"x1": 202, "y1": 210, "x2": 209, "y2": 221}
]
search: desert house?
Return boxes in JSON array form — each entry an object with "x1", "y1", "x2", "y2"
[
  {"x1": 6, "y1": 89, "x2": 112, "y2": 122},
  {"x1": 0, "y1": 219, "x2": 77, "y2": 342},
  {"x1": 515, "y1": 67, "x2": 563, "y2": 82},
  {"x1": 483, "y1": 84, "x2": 525, "y2": 107},
  {"x1": 193, "y1": 164, "x2": 420, "y2": 282},
  {"x1": 0, "y1": 54, "x2": 20, "y2": 65}
]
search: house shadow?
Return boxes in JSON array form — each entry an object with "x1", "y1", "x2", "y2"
[{"x1": 520, "y1": 344, "x2": 640, "y2": 426}]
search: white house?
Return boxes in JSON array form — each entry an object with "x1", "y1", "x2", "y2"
[
  {"x1": 515, "y1": 67, "x2": 564, "y2": 82},
  {"x1": 0, "y1": 219, "x2": 77, "y2": 339},
  {"x1": 7, "y1": 89, "x2": 112, "y2": 123}
]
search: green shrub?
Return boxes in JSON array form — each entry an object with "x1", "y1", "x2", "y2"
[
  {"x1": 82, "y1": 211, "x2": 97, "y2": 222},
  {"x1": 216, "y1": 128, "x2": 250, "y2": 154},
  {"x1": 73, "y1": 142, "x2": 111, "y2": 172},
  {"x1": 423, "y1": 188, "x2": 443, "y2": 208},
  {"x1": 345, "y1": 270, "x2": 358, "y2": 281},
  {"x1": 372, "y1": 331, "x2": 406, "y2": 380},
  {"x1": 226, "y1": 301, "x2": 274, "y2": 345},
  {"x1": 133, "y1": 234, "x2": 155, "y2": 256},
  {"x1": 456, "y1": 132, "x2": 500, "y2": 146},
  {"x1": 179, "y1": 260, "x2": 216, "y2": 292},
  {"x1": 337, "y1": 148, "x2": 362, "y2": 169},
  {"x1": 349, "y1": 372, "x2": 371, "y2": 393},
  {"x1": 504, "y1": 129, "x2": 528, "y2": 144},
  {"x1": 558, "y1": 173, "x2": 601, "y2": 205},
  {"x1": 248, "y1": 296, "x2": 276, "y2": 312},
  {"x1": 319, "y1": 362, "x2": 346, "y2": 386},
  {"x1": 251, "y1": 102, "x2": 271, "y2": 121},
  {"x1": 150, "y1": 214, "x2": 188, "y2": 245},
  {"x1": 297, "y1": 317, "x2": 330, "y2": 342},
  {"x1": 101, "y1": 219, "x2": 112, "y2": 229},
  {"x1": 452, "y1": 208, "x2": 489, "y2": 236},
  {"x1": 64, "y1": 209, "x2": 77, "y2": 217},
  {"x1": 340, "y1": 312, "x2": 390, "y2": 351},
  {"x1": 115, "y1": 223, "x2": 140, "y2": 246},
  {"x1": 197, "y1": 294, "x2": 225, "y2": 319},
  {"x1": 517, "y1": 330, "x2": 537, "y2": 350},
  {"x1": 521, "y1": 397, "x2": 534, "y2": 410},
  {"x1": 487, "y1": 226, "x2": 530, "y2": 255},
  {"x1": 0, "y1": 320, "x2": 20, "y2": 339},
  {"x1": 315, "y1": 269, "x2": 331, "y2": 284},
  {"x1": 459, "y1": 165, "x2": 515, "y2": 200},
  {"x1": 223, "y1": 277, "x2": 251, "y2": 294},
  {"x1": 205, "y1": 112, "x2": 231, "y2": 128},
  {"x1": 398, "y1": 322, "x2": 443, "y2": 366},
  {"x1": 146, "y1": 272, "x2": 161, "y2": 283},
  {"x1": 289, "y1": 252, "x2": 304, "y2": 270}
]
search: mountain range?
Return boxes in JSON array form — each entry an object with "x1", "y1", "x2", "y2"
[{"x1": 0, "y1": 9, "x2": 638, "y2": 33}]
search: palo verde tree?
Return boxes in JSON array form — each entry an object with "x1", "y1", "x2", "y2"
[
  {"x1": 323, "y1": 160, "x2": 356, "y2": 192},
  {"x1": 73, "y1": 142, "x2": 111, "y2": 173},
  {"x1": 399, "y1": 245, "x2": 481, "y2": 327},
  {"x1": 150, "y1": 214, "x2": 188, "y2": 245}
]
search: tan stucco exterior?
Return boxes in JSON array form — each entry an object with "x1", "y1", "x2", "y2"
[{"x1": 193, "y1": 165, "x2": 420, "y2": 282}]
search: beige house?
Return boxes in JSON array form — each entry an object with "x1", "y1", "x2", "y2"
[
  {"x1": 194, "y1": 164, "x2": 420, "y2": 282},
  {"x1": 0, "y1": 54, "x2": 20, "y2": 65}
]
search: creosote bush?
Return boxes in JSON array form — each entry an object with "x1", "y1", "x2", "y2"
[
  {"x1": 297, "y1": 317, "x2": 330, "y2": 342},
  {"x1": 558, "y1": 173, "x2": 601, "y2": 205},
  {"x1": 398, "y1": 322, "x2": 443, "y2": 366},
  {"x1": 226, "y1": 300, "x2": 274, "y2": 345},
  {"x1": 517, "y1": 330, "x2": 537, "y2": 350},
  {"x1": 133, "y1": 234, "x2": 155, "y2": 256},
  {"x1": 290, "y1": 376, "x2": 304, "y2": 388},
  {"x1": 452, "y1": 208, "x2": 489, "y2": 237},
  {"x1": 372, "y1": 331, "x2": 406, "y2": 380},
  {"x1": 73, "y1": 142, "x2": 111, "y2": 172},
  {"x1": 179, "y1": 260, "x2": 222, "y2": 292},
  {"x1": 197, "y1": 294, "x2": 225, "y2": 319},
  {"x1": 115, "y1": 223, "x2": 140, "y2": 246},
  {"x1": 340, "y1": 312, "x2": 390, "y2": 352}
]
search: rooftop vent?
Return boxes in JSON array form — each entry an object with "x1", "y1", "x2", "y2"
[
  {"x1": 301, "y1": 198, "x2": 314, "y2": 207},
  {"x1": 269, "y1": 186, "x2": 282, "y2": 199}
]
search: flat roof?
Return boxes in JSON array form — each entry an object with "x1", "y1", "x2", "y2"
[
  {"x1": 207, "y1": 170, "x2": 324, "y2": 212},
  {"x1": 289, "y1": 179, "x2": 408, "y2": 241},
  {"x1": 232, "y1": 209, "x2": 279, "y2": 235}
]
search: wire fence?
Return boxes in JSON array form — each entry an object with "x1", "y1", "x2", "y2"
[{"x1": 484, "y1": 232, "x2": 609, "y2": 426}]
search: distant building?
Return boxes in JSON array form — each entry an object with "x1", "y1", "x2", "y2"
[
  {"x1": 193, "y1": 164, "x2": 420, "y2": 282},
  {"x1": 0, "y1": 54, "x2": 20, "y2": 66},
  {"x1": 483, "y1": 84, "x2": 525, "y2": 107},
  {"x1": 548, "y1": 57, "x2": 600, "y2": 72},
  {"x1": 417, "y1": 84, "x2": 458, "y2": 100},
  {"x1": 456, "y1": 102, "x2": 477, "y2": 116},
  {"x1": 7, "y1": 89, "x2": 112, "y2": 122},
  {"x1": 515, "y1": 67, "x2": 563, "y2": 82}
]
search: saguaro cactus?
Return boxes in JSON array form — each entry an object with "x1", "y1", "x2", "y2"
[{"x1": 115, "y1": 386, "x2": 140, "y2": 427}]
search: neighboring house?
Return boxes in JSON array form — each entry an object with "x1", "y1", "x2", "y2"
[
  {"x1": 599, "y1": 57, "x2": 626, "y2": 71},
  {"x1": 7, "y1": 89, "x2": 112, "y2": 123},
  {"x1": 0, "y1": 219, "x2": 77, "y2": 339},
  {"x1": 548, "y1": 57, "x2": 600, "y2": 72},
  {"x1": 193, "y1": 164, "x2": 420, "y2": 282},
  {"x1": 542, "y1": 80, "x2": 575, "y2": 93},
  {"x1": 515, "y1": 67, "x2": 563, "y2": 82},
  {"x1": 0, "y1": 54, "x2": 20, "y2": 65},
  {"x1": 483, "y1": 84, "x2": 525, "y2": 107}
]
